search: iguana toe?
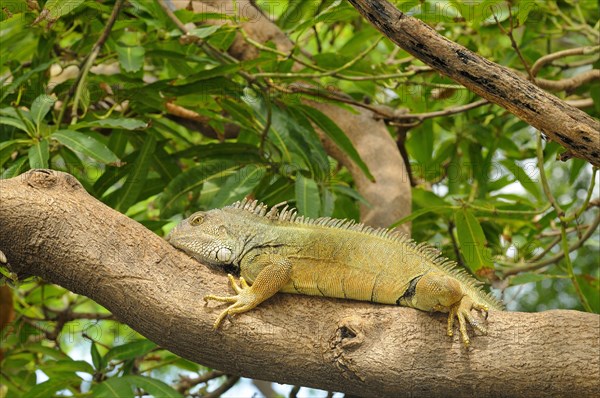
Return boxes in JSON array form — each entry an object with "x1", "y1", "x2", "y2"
[{"x1": 203, "y1": 275, "x2": 263, "y2": 329}]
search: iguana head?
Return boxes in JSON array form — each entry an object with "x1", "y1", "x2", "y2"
[{"x1": 167, "y1": 209, "x2": 247, "y2": 272}]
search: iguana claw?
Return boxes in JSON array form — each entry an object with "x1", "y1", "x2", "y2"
[
  {"x1": 447, "y1": 296, "x2": 489, "y2": 347},
  {"x1": 203, "y1": 274, "x2": 261, "y2": 329}
]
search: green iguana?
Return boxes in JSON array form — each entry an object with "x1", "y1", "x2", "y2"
[{"x1": 167, "y1": 199, "x2": 503, "y2": 346}]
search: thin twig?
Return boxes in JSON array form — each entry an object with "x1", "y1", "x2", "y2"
[
  {"x1": 448, "y1": 221, "x2": 465, "y2": 268},
  {"x1": 493, "y1": 6, "x2": 534, "y2": 80},
  {"x1": 535, "y1": 69, "x2": 600, "y2": 92},
  {"x1": 258, "y1": 92, "x2": 272, "y2": 155},
  {"x1": 176, "y1": 370, "x2": 225, "y2": 394},
  {"x1": 58, "y1": 0, "x2": 124, "y2": 125},
  {"x1": 560, "y1": 222, "x2": 592, "y2": 312},
  {"x1": 529, "y1": 236, "x2": 562, "y2": 262},
  {"x1": 531, "y1": 45, "x2": 600, "y2": 76},
  {"x1": 390, "y1": 99, "x2": 489, "y2": 122},
  {"x1": 468, "y1": 202, "x2": 552, "y2": 216},
  {"x1": 565, "y1": 166, "x2": 598, "y2": 223},
  {"x1": 536, "y1": 132, "x2": 564, "y2": 217},
  {"x1": 551, "y1": 4, "x2": 599, "y2": 42},
  {"x1": 289, "y1": 385, "x2": 301, "y2": 398},
  {"x1": 253, "y1": 38, "x2": 385, "y2": 79},
  {"x1": 565, "y1": 98, "x2": 594, "y2": 108},
  {"x1": 502, "y1": 212, "x2": 600, "y2": 276},
  {"x1": 202, "y1": 376, "x2": 240, "y2": 398},
  {"x1": 244, "y1": 30, "x2": 418, "y2": 82}
]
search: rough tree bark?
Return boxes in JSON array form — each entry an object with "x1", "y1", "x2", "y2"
[
  {"x1": 1, "y1": 170, "x2": 598, "y2": 397},
  {"x1": 347, "y1": 0, "x2": 600, "y2": 166}
]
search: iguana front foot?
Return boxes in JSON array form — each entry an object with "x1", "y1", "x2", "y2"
[
  {"x1": 203, "y1": 274, "x2": 260, "y2": 328},
  {"x1": 446, "y1": 296, "x2": 489, "y2": 347},
  {"x1": 203, "y1": 254, "x2": 293, "y2": 329}
]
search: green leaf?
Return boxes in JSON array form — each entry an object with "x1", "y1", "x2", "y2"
[
  {"x1": 292, "y1": 4, "x2": 356, "y2": 32},
  {"x1": 92, "y1": 376, "x2": 183, "y2": 398},
  {"x1": 255, "y1": 175, "x2": 295, "y2": 205},
  {"x1": 454, "y1": 208, "x2": 493, "y2": 273},
  {"x1": 20, "y1": 343, "x2": 70, "y2": 361},
  {"x1": 107, "y1": 130, "x2": 130, "y2": 158},
  {"x1": 42, "y1": 0, "x2": 85, "y2": 20},
  {"x1": 187, "y1": 25, "x2": 220, "y2": 39},
  {"x1": 1, "y1": 156, "x2": 29, "y2": 179},
  {"x1": 158, "y1": 159, "x2": 240, "y2": 217},
  {"x1": 391, "y1": 206, "x2": 455, "y2": 228},
  {"x1": 331, "y1": 185, "x2": 370, "y2": 206},
  {"x1": 569, "y1": 158, "x2": 586, "y2": 185},
  {"x1": 286, "y1": 106, "x2": 330, "y2": 181},
  {"x1": 510, "y1": 272, "x2": 551, "y2": 286},
  {"x1": 104, "y1": 339, "x2": 157, "y2": 362},
  {"x1": 124, "y1": 375, "x2": 184, "y2": 398},
  {"x1": 1, "y1": 61, "x2": 54, "y2": 102},
  {"x1": 501, "y1": 159, "x2": 541, "y2": 201},
  {"x1": 407, "y1": 120, "x2": 434, "y2": 165},
  {"x1": 58, "y1": 146, "x2": 84, "y2": 174},
  {"x1": 412, "y1": 188, "x2": 451, "y2": 208},
  {"x1": 28, "y1": 139, "x2": 49, "y2": 169},
  {"x1": 515, "y1": 1, "x2": 536, "y2": 25},
  {"x1": 209, "y1": 164, "x2": 266, "y2": 208},
  {"x1": 73, "y1": 118, "x2": 148, "y2": 130},
  {"x1": 297, "y1": 105, "x2": 373, "y2": 181},
  {"x1": 43, "y1": 360, "x2": 94, "y2": 376},
  {"x1": 114, "y1": 134, "x2": 157, "y2": 212},
  {"x1": 174, "y1": 64, "x2": 241, "y2": 85},
  {"x1": 295, "y1": 173, "x2": 320, "y2": 218},
  {"x1": 267, "y1": 106, "x2": 316, "y2": 175},
  {"x1": 320, "y1": 186, "x2": 335, "y2": 217},
  {"x1": 92, "y1": 377, "x2": 134, "y2": 398},
  {"x1": 0, "y1": 116, "x2": 29, "y2": 133},
  {"x1": 170, "y1": 143, "x2": 263, "y2": 164},
  {"x1": 90, "y1": 342, "x2": 104, "y2": 371},
  {"x1": 220, "y1": 98, "x2": 257, "y2": 129},
  {"x1": 23, "y1": 375, "x2": 81, "y2": 398},
  {"x1": 116, "y1": 45, "x2": 145, "y2": 72},
  {"x1": 0, "y1": 139, "x2": 28, "y2": 168},
  {"x1": 278, "y1": 1, "x2": 318, "y2": 30},
  {"x1": 30, "y1": 95, "x2": 56, "y2": 130},
  {"x1": 51, "y1": 130, "x2": 120, "y2": 165},
  {"x1": 152, "y1": 145, "x2": 181, "y2": 182},
  {"x1": 94, "y1": 163, "x2": 133, "y2": 198}
]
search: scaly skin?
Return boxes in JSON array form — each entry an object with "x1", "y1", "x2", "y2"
[{"x1": 167, "y1": 199, "x2": 503, "y2": 346}]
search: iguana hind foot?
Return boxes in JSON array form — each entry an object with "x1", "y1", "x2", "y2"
[{"x1": 446, "y1": 296, "x2": 489, "y2": 347}]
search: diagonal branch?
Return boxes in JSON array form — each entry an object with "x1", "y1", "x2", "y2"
[
  {"x1": 0, "y1": 170, "x2": 598, "y2": 397},
  {"x1": 347, "y1": 0, "x2": 600, "y2": 166}
]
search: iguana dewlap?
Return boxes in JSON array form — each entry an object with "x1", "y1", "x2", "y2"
[{"x1": 167, "y1": 199, "x2": 503, "y2": 346}]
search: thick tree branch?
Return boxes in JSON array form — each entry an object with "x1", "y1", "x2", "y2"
[
  {"x1": 347, "y1": 0, "x2": 600, "y2": 166},
  {"x1": 1, "y1": 170, "x2": 599, "y2": 397}
]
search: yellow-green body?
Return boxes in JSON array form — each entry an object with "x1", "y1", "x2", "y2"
[{"x1": 168, "y1": 199, "x2": 502, "y2": 346}]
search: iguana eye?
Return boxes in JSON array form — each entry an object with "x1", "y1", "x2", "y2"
[
  {"x1": 216, "y1": 247, "x2": 232, "y2": 262},
  {"x1": 190, "y1": 214, "x2": 204, "y2": 226}
]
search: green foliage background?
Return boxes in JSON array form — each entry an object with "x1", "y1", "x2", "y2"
[{"x1": 0, "y1": 0, "x2": 598, "y2": 396}]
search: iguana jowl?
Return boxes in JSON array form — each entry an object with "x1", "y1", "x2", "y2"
[{"x1": 167, "y1": 199, "x2": 503, "y2": 346}]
